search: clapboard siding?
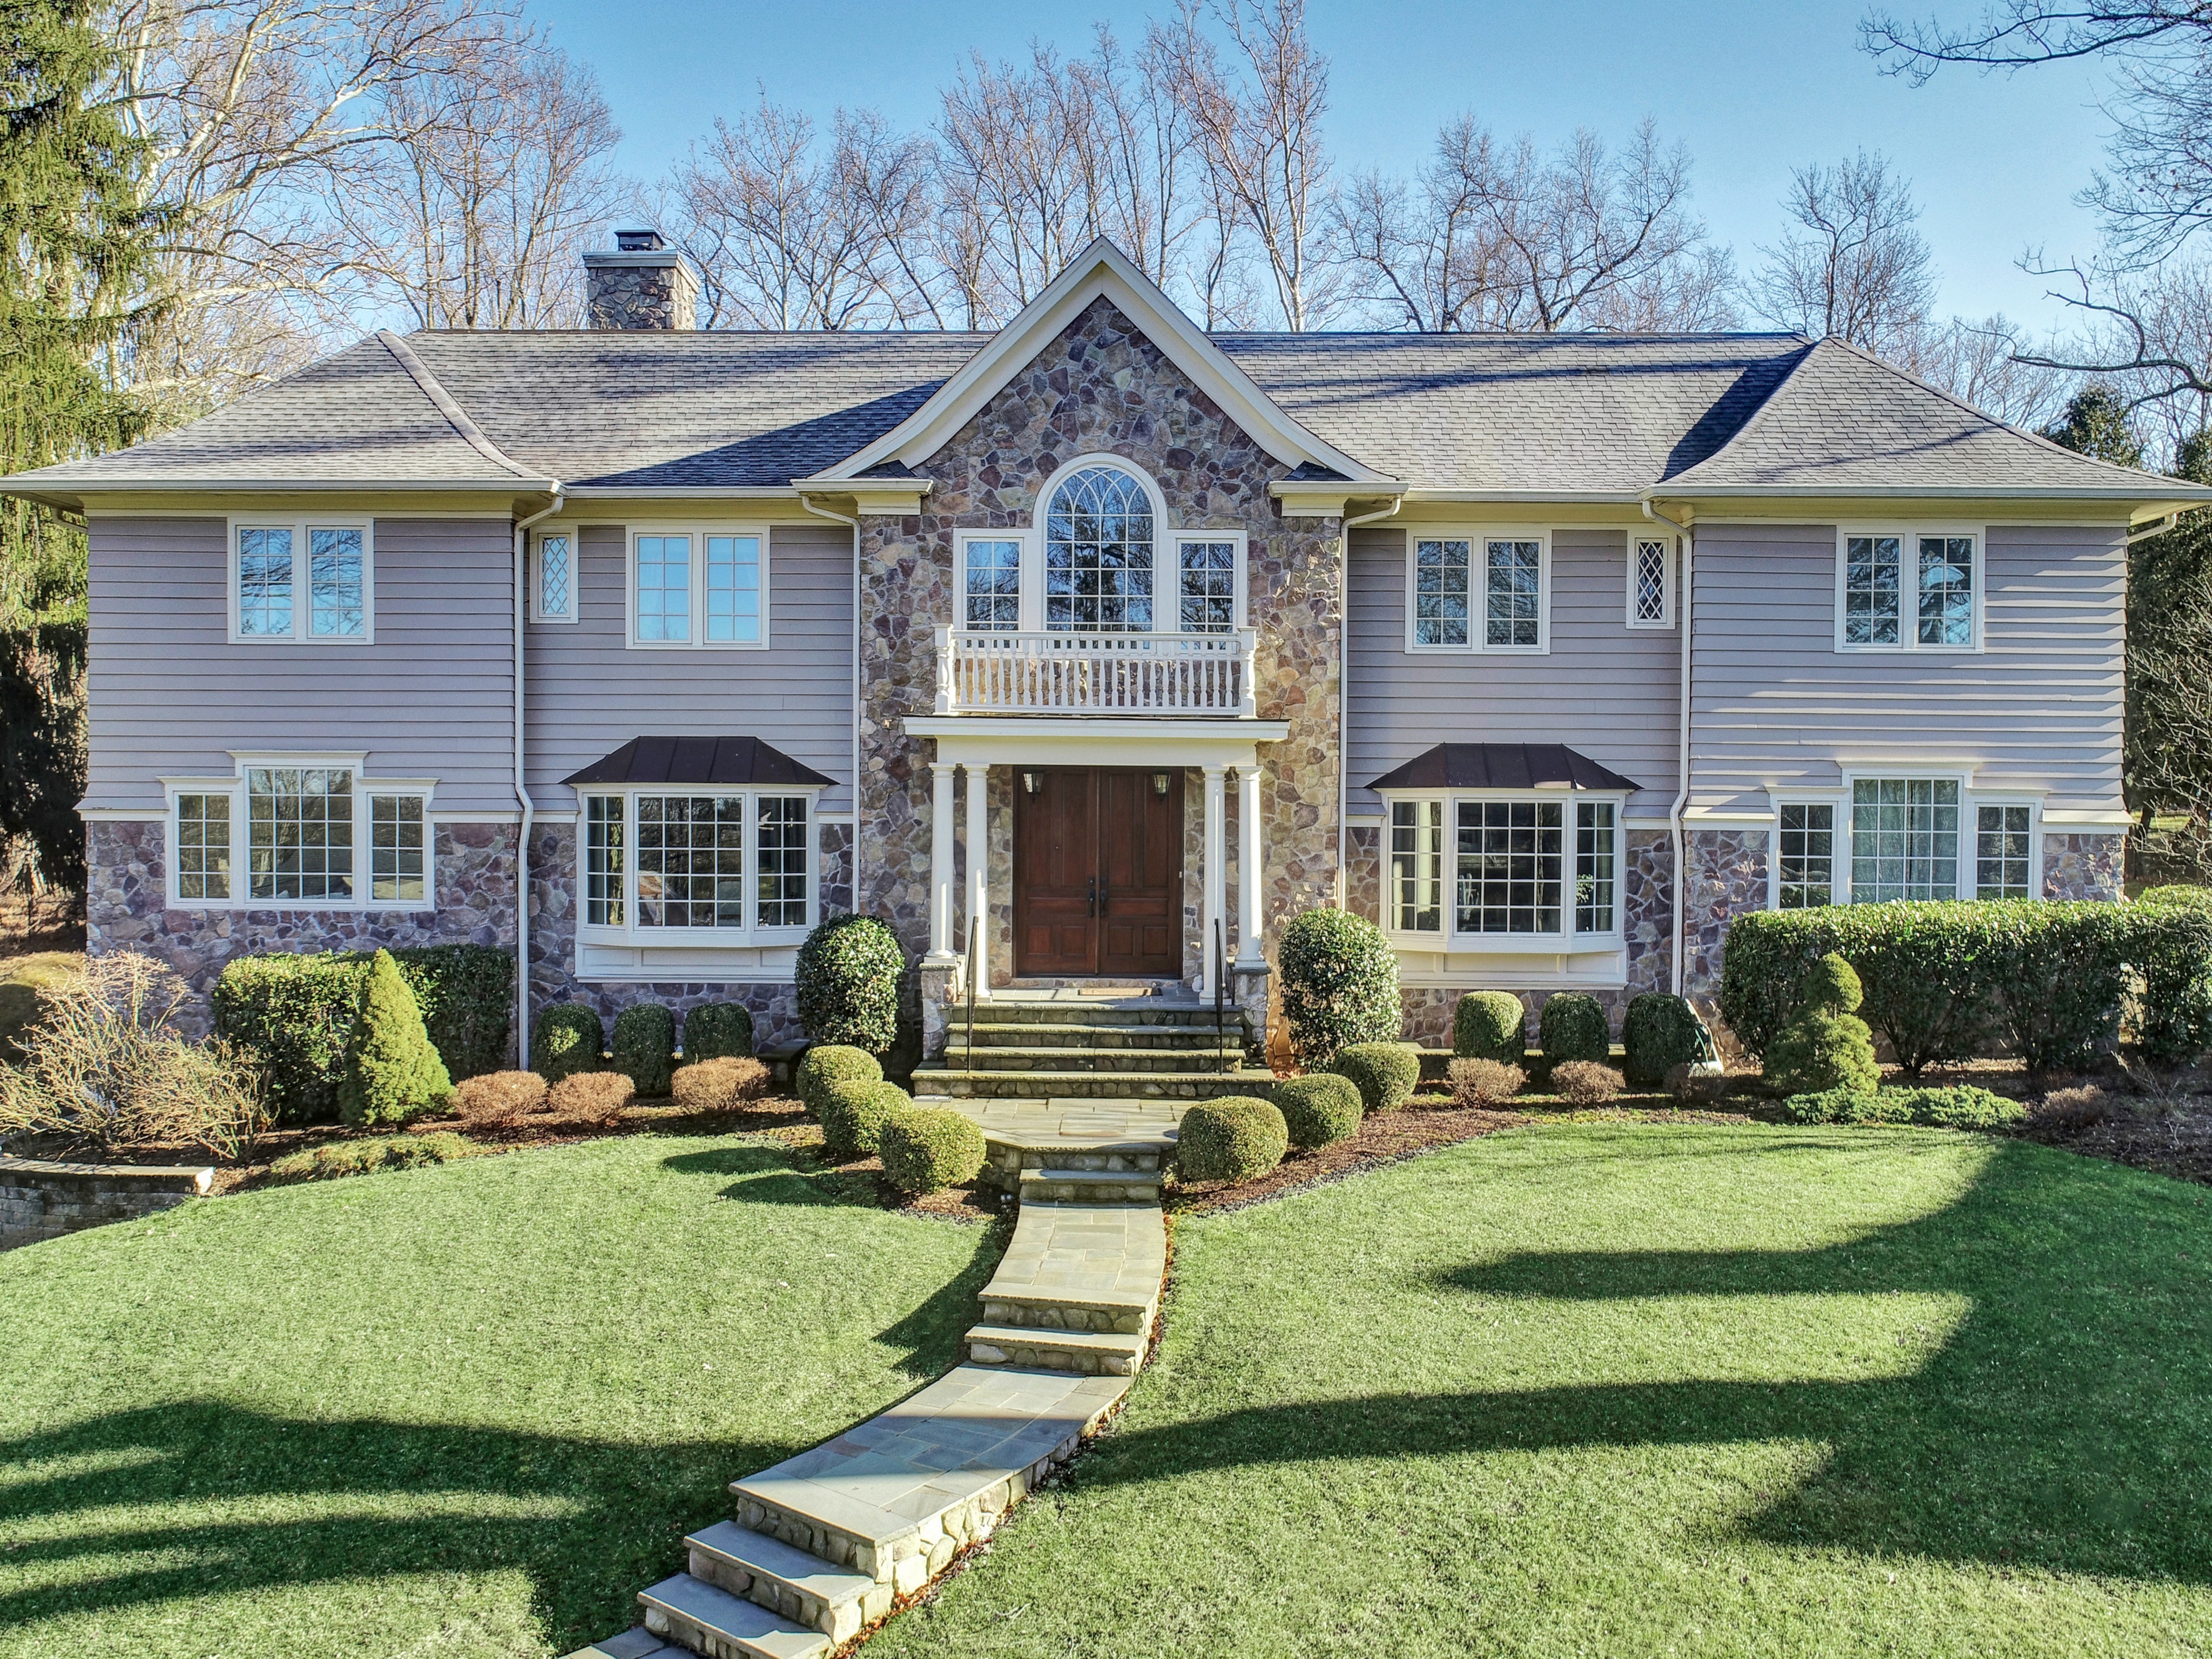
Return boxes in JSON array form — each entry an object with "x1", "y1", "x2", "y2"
[
  {"x1": 525, "y1": 522, "x2": 854, "y2": 811},
  {"x1": 85, "y1": 515, "x2": 517, "y2": 813},
  {"x1": 1346, "y1": 525, "x2": 1681, "y2": 817},
  {"x1": 1687, "y1": 522, "x2": 2125, "y2": 817}
]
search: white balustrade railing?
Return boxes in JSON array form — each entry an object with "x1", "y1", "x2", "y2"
[{"x1": 934, "y1": 627, "x2": 1258, "y2": 717}]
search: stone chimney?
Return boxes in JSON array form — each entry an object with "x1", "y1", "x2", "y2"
[{"x1": 583, "y1": 227, "x2": 698, "y2": 331}]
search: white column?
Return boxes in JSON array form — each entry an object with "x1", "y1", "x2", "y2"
[
  {"x1": 1202, "y1": 765, "x2": 1226, "y2": 997},
  {"x1": 964, "y1": 761, "x2": 990, "y2": 1001},
  {"x1": 1236, "y1": 763, "x2": 1265, "y2": 969},
  {"x1": 926, "y1": 760, "x2": 955, "y2": 962}
]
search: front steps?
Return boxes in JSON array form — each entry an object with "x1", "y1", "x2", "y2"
[{"x1": 916, "y1": 989, "x2": 1273, "y2": 1101}]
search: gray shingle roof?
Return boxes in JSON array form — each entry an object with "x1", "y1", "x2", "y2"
[
  {"x1": 563, "y1": 734, "x2": 835, "y2": 788},
  {"x1": 1662, "y1": 338, "x2": 2176, "y2": 495}
]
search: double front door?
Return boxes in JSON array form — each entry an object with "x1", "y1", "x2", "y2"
[{"x1": 1013, "y1": 767, "x2": 1183, "y2": 977}]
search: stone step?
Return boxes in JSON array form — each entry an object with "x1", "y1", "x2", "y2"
[
  {"x1": 732, "y1": 1364, "x2": 1128, "y2": 1595},
  {"x1": 950, "y1": 1020, "x2": 1249, "y2": 1049},
  {"x1": 913, "y1": 1064, "x2": 1277, "y2": 1101},
  {"x1": 956, "y1": 1001, "x2": 1236, "y2": 1028},
  {"x1": 1018, "y1": 1168, "x2": 1161, "y2": 1205},
  {"x1": 940, "y1": 1043, "x2": 1246, "y2": 1072},
  {"x1": 559, "y1": 1627, "x2": 694, "y2": 1659},
  {"x1": 965, "y1": 1321, "x2": 1149, "y2": 1376},
  {"x1": 686, "y1": 1520, "x2": 889, "y2": 1646},
  {"x1": 637, "y1": 1573, "x2": 828, "y2": 1659}
]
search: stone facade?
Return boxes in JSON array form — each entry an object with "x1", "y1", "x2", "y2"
[
  {"x1": 856, "y1": 296, "x2": 1340, "y2": 988},
  {"x1": 1683, "y1": 828, "x2": 1769, "y2": 998},
  {"x1": 583, "y1": 253, "x2": 698, "y2": 330},
  {"x1": 1, "y1": 1157, "x2": 212, "y2": 1249},
  {"x1": 2042, "y1": 832, "x2": 2125, "y2": 901},
  {"x1": 1624, "y1": 830, "x2": 1674, "y2": 997},
  {"x1": 87, "y1": 818, "x2": 520, "y2": 1038}
]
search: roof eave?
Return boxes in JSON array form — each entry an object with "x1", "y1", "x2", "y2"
[{"x1": 0, "y1": 474, "x2": 558, "y2": 502}]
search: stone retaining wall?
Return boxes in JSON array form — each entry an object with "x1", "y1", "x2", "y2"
[{"x1": 0, "y1": 1156, "x2": 212, "y2": 1249}]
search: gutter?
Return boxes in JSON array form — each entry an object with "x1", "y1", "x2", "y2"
[
  {"x1": 1643, "y1": 500, "x2": 1694, "y2": 998},
  {"x1": 1339, "y1": 496, "x2": 1404, "y2": 908},
  {"x1": 800, "y1": 494, "x2": 864, "y2": 891},
  {"x1": 512, "y1": 488, "x2": 566, "y2": 1067}
]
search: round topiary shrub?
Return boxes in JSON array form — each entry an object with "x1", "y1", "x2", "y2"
[
  {"x1": 672, "y1": 1056, "x2": 770, "y2": 1114},
  {"x1": 454, "y1": 1068, "x2": 547, "y2": 1130},
  {"x1": 1621, "y1": 992, "x2": 1705, "y2": 1088},
  {"x1": 796, "y1": 915, "x2": 903, "y2": 1053},
  {"x1": 1176, "y1": 1096, "x2": 1289, "y2": 1183},
  {"x1": 1763, "y1": 952, "x2": 1880, "y2": 1096},
  {"x1": 1278, "y1": 908, "x2": 1401, "y2": 1068},
  {"x1": 544, "y1": 1069, "x2": 635, "y2": 1128},
  {"x1": 819, "y1": 1078, "x2": 913, "y2": 1158},
  {"x1": 681, "y1": 1001, "x2": 755, "y2": 1062},
  {"x1": 610, "y1": 1003, "x2": 676, "y2": 1097},
  {"x1": 879, "y1": 1106, "x2": 987, "y2": 1195},
  {"x1": 795, "y1": 1044, "x2": 882, "y2": 1112},
  {"x1": 1325, "y1": 1041, "x2": 1422, "y2": 1115},
  {"x1": 1453, "y1": 991, "x2": 1526, "y2": 1062},
  {"x1": 532, "y1": 1003, "x2": 604, "y2": 1084},
  {"x1": 1272, "y1": 1073, "x2": 1364, "y2": 1150},
  {"x1": 1539, "y1": 993, "x2": 1609, "y2": 1065}
]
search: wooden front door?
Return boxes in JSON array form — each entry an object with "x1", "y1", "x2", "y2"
[{"x1": 1013, "y1": 768, "x2": 1184, "y2": 977}]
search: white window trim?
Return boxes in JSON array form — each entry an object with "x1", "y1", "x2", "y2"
[
  {"x1": 1402, "y1": 527, "x2": 1553, "y2": 656},
  {"x1": 625, "y1": 523, "x2": 772, "y2": 651},
  {"x1": 1626, "y1": 530, "x2": 1676, "y2": 629},
  {"x1": 1375, "y1": 787, "x2": 1624, "y2": 951},
  {"x1": 532, "y1": 527, "x2": 578, "y2": 624},
  {"x1": 1833, "y1": 524, "x2": 1986, "y2": 655},
  {"x1": 1171, "y1": 529, "x2": 1249, "y2": 633},
  {"x1": 160, "y1": 756, "x2": 435, "y2": 911},
  {"x1": 957, "y1": 530, "x2": 1028, "y2": 632},
  {"x1": 574, "y1": 785, "x2": 822, "y2": 948},
  {"x1": 1770, "y1": 771, "x2": 2044, "y2": 906},
  {"x1": 227, "y1": 516, "x2": 375, "y2": 645},
  {"x1": 1766, "y1": 788, "x2": 1846, "y2": 912}
]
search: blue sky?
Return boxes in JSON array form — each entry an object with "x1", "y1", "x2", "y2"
[{"x1": 531, "y1": 0, "x2": 2116, "y2": 332}]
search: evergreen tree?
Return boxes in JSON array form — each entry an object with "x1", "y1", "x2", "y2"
[
  {"x1": 339, "y1": 950, "x2": 454, "y2": 1127},
  {"x1": 2125, "y1": 429, "x2": 2212, "y2": 871},
  {"x1": 2040, "y1": 383, "x2": 2144, "y2": 470}
]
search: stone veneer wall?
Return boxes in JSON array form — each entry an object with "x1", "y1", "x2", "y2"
[
  {"x1": 857, "y1": 296, "x2": 1340, "y2": 991},
  {"x1": 2042, "y1": 832, "x2": 2124, "y2": 900},
  {"x1": 87, "y1": 818, "x2": 520, "y2": 1039},
  {"x1": 1682, "y1": 828, "x2": 1768, "y2": 999}
]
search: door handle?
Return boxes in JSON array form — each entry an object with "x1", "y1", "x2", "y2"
[{"x1": 1087, "y1": 876, "x2": 1097, "y2": 916}]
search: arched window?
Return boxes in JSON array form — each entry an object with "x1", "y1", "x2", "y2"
[{"x1": 1046, "y1": 463, "x2": 1154, "y2": 631}]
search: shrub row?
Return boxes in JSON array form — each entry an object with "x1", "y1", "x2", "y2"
[
  {"x1": 792, "y1": 1042, "x2": 985, "y2": 1193},
  {"x1": 1719, "y1": 900, "x2": 2170, "y2": 1074},
  {"x1": 527, "y1": 1000, "x2": 759, "y2": 1094},
  {"x1": 1770, "y1": 1084, "x2": 2025, "y2": 1130}
]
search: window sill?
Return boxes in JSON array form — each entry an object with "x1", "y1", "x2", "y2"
[
  {"x1": 624, "y1": 638, "x2": 769, "y2": 652},
  {"x1": 577, "y1": 939, "x2": 804, "y2": 982}
]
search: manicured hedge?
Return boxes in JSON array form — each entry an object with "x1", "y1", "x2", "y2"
[
  {"x1": 1176, "y1": 1096, "x2": 1288, "y2": 1183},
  {"x1": 879, "y1": 1107, "x2": 987, "y2": 1195},
  {"x1": 1453, "y1": 991, "x2": 1526, "y2": 1062},
  {"x1": 820, "y1": 1078, "x2": 912, "y2": 1158},
  {"x1": 1278, "y1": 908, "x2": 1401, "y2": 1067},
  {"x1": 1771, "y1": 1084, "x2": 2025, "y2": 1130},
  {"x1": 796, "y1": 1044, "x2": 882, "y2": 1111},
  {"x1": 1621, "y1": 993, "x2": 1704, "y2": 1088},
  {"x1": 681, "y1": 1001, "x2": 756, "y2": 1061},
  {"x1": 212, "y1": 945, "x2": 512, "y2": 1123},
  {"x1": 2132, "y1": 886, "x2": 2212, "y2": 1064},
  {"x1": 1539, "y1": 993, "x2": 1609, "y2": 1065},
  {"x1": 1325, "y1": 1042, "x2": 1422, "y2": 1114},
  {"x1": 1272, "y1": 1073, "x2": 1364, "y2": 1150},
  {"x1": 611, "y1": 1004, "x2": 676, "y2": 1097},
  {"x1": 532, "y1": 1003, "x2": 604, "y2": 1083},
  {"x1": 796, "y1": 915, "x2": 903, "y2": 1053}
]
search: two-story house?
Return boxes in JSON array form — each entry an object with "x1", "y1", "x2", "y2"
[{"x1": 5, "y1": 233, "x2": 2198, "y2": 1061}]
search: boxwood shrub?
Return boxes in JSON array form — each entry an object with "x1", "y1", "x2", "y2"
[
  {"x1": 1278, "y1": 908, "x2": 1401, "y2": 1067},
  {"x1": 796, "y1": 1044, "x2": 882, "y2": 1112},
  {"x1": 1176, "y1": 1096, "x2": 1289, "y2": 1183},
  {"x1": 1325, "y1": 1041, "x2": 1422, "y2": 1114},
  {"x1": 1539, "y1": 993, "x2": 1609, "y2": 1065},
  {"x1": 611, "y1": 1003, "x2": 676, "y2": 1096},
  {"x1": 213, "y1": 945, "x2": 512, "y2": 1122},
  {"x1": 819, "y1": 1078, "x2": 912, "y2": 1158},
  {"x1": 1772, "y1": 1084, "x2": 2024, "y2": 1130},
  {"x1": 681, "y1": 1001, "x2": 756, "y2": 1061},
  {"x1": 1272, "y1": 1073, "x2": 1364, "y2": 1150},
  {"x1": 1453, "y1": 991, "x2": 1526, "y2": 1062},
  {"x1": 532, "y1": 1003, "x2": 604, "y2": 1084},
  {"x1": 796, "y1": 915, "x2": 903, "y2": 1053},
  {"x1": 879, "y1": 1106, "x2": 987, "y2": 1195},
  {"x1": 1620, "y1": 992, "x2": 1705, "y2": 1088}
]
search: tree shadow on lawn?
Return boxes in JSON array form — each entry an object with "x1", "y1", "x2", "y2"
[
  {"x1": 659, "y1": 1142, "x2": 875, "y2": 1208},
  {"x1": 1092, "y1": 1137, "x2": 2212, "y2": 1587}
]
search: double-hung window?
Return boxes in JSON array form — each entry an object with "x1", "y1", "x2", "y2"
[
  {"x1": 1839, "y1": 528, "x2": 1980, "y2": 650},
  {"x1": 578, "y1": 790, "x2": 815, "y2": 941},
  {"x1": 1176, "y1": 537, "x2": 1239, "y2": 632},
  {"x1": 166, "y1": 761, "x2": 431, "y2": 908},
  {"x1": 1776, "y1": 783, "x2": 2039, "y2": 907},
  {"x1": 1409, "y1": 530, "x2": 1548, "y2": 652},
  {"x1": 962, "y1": 536, "x2": 1022, "y2": 630},
  {"x1": 231, "y1": 520, "x2": 372, "y2": 643},
  {"x1": 1382, "y1": 792, "x2": 1621, "y2": 946},
  {"x1": 534, "y1": 530, "x2": 576, "y2": 623},
  {"x1": 630, "y1": 527, "x2": 767, "y2": 648}
]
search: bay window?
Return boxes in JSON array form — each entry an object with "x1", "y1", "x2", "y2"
[
  {"x1": 1390, "y1": 799, "x2": 1444, "y2": 933},
  {"x1": 579, "y1": 790, "x2": 815, "y2": 941},
  {"x1": 1381, "y1": 792, "x2": 1621, "y2": 946},
  {"x1": 164, "y1": 760, "x2": 430, "y2": 909}
]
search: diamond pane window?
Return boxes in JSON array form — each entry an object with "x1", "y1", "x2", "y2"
[
  {"x1": 1575, "y1": 801, "x2": 1616, "y2": 933},
  {"x1": 308, "y1": 527, "x2": 364, "y2": 636},
  {"x1": 247, "y1": 767, "x2": 354, "y2": 901},
  {"x1": 1633, "y1": 537, "x2": 1669, "y2": 624},
  {"x1": 963, "y1": 538, "x2": 1021, "y2": 630},
  {"x1": 1975, "y1": 804, "x2": 2033, "y2": 899},
  {"x1": 705, "y1": 534, "x2": 761, "y2": 643},
  {"x1": 1414, "y1": 539, "x2": 1469, "y2": 645},
  {"x1": 1390, "y1": 799, "x2": 1444, "y2": 933},
  {"x1": 370, "y1": 794, "x2": 425, "y2": 903},
  {"x1": 538, "y1": 534, "x2": 572, "y2": 619},
  {"x1": 176, "y1": 793, "x2": 231, "y2": 901},
  {"x1": 1455, "y1": 800, "x2": 1563, "y2": 934},
  {"x1": 1918, "y1": 536, "x2": 1974, "y2": 646},
  {"x1": 585, "y1": 795, "x2": 625, "y2": 926},
  {"x1": 1178, "y1": 540, "x2": 1237, "y2": 632},
  {"x1": 636, "y1": 535, "x2": 691, "y2": 642},
  {"x1": 238, "y1": 528, "x2": 294, "y2": 636},
  {"x1": 1046, "y1": 466, "x2": 1154, "y2": 631},
  {"x1": 1850, "y1": 778, "x2": 1959, "y2": 902},
  {"x1": 1485, "y1": 539, "x2": 1542, "y2": 647},
  {"x1": 1778, "y1": 803, "x2": 1835, "y2": 908},
  {"x1": 1845, "y1": 535, "x2": 1903, "y2": 645},
  {"x1": 636, "y1": 795, "x2": 745, "y2": 928},
  {"x1": 757, "y1": 796, "x2": 810, "y2": 926}
]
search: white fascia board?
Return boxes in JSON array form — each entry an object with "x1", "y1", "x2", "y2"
[
  {"x1": 803, "y1": 239, "x2": 1391, "y2": 485},
  {"x1": 907, "y1": 716, "x2": 1290, "y2": 771}
]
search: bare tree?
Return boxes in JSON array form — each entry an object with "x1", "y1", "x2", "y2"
[
  {"x1": 1911, "y1": 312, "x2": 2073, "y2": 427},
  {"x1": 1751, "y1": 151, "x2": 1935, "y2": 356}
]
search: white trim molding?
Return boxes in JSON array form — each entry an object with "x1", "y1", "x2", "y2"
[
  {"x1": 1833, "y1": 522, "x2": 1986, "y2": 654},
  {"x1": 226, "y1": 515, "x2": 375, "y2": 645},
  {"x1": 1404, "y1": 526, "x2": 1552, "y2": 656},
  {"x1": 159, "y1": 754, "x2": 436, "y2": 912}
]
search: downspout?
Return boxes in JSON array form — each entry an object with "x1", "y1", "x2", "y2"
[
  {"x1": 800, "y1": 494, "x2": 864, "y2": 899},
  {"x1": 1339, "y1": 497, "x2": 1404, "y2": 908},
  {"x1": 1643, "y1": 499, "x2": 1693, "y2": 996},
  {"x1": 513, "y1": 488, "x2": 564, "y2": 1067}
]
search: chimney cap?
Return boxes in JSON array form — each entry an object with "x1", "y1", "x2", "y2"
[{"x1": 613, "y1": 227, "x2": 667, "y2": 252}]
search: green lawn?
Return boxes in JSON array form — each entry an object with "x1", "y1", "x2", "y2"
[
  {"x1": 0, "y1": 1133, "x2": 1000, "y2": 1658},
  {"x1": 872, "y1": 1124, "x2": 2212, "y2": 1658}
]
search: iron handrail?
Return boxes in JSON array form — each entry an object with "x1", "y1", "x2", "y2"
[
  {"x1": 1214, "y1": 919, "x2": 1228, "y2": 1070},
  {"x1": 964, "y1": 916, "x2": 980, "y2": 1063}
]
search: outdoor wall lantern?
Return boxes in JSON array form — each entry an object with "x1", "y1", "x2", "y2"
[
  {"x1": 1151, "y1": 771, "x2": 1172, "y2": 797},
  {"x1": 1021, "y1": 770, "x2": 1044, "y2": 795}
]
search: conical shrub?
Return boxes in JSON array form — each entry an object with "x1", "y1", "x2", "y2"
[{"x1": 339, "y1": 949, "x2": 453, "y2": 1127}]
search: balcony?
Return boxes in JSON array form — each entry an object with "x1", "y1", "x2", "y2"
[{"x1": 933, "y1": 627, "x2": 1258, "y2": 718}]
